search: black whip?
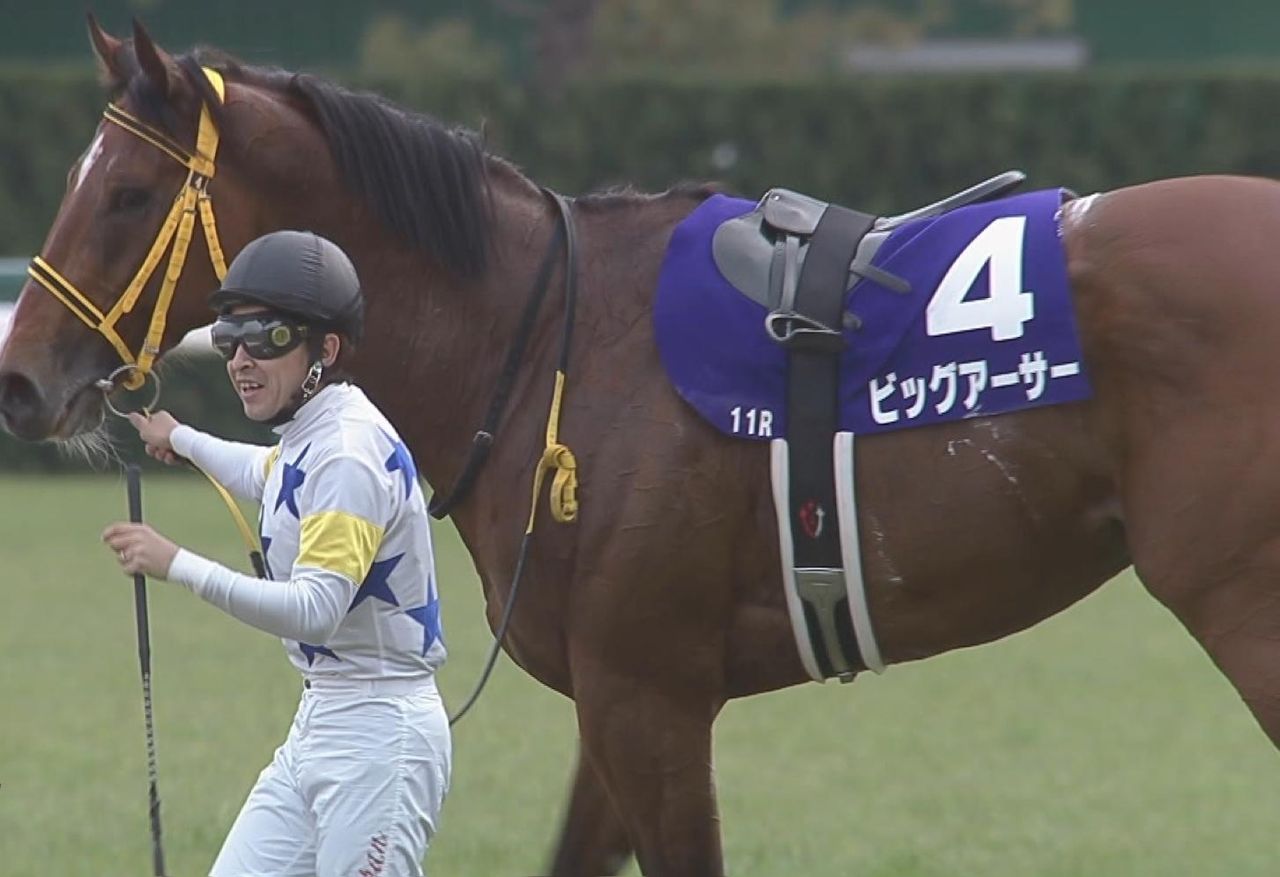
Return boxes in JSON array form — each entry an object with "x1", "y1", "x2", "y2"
[{"x1": 126, "y1": 464, "x2": 168, "y2": 877}]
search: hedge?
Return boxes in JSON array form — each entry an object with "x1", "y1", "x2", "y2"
[
  {"x1": 5, "y1": 67, "x2": 1280, "y2": 259},
  {"x1": 4, "y1": 67, "x2": 1280, "y2": 468}
]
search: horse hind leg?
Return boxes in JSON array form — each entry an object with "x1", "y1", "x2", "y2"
[
  {"x1": 1071, "y1": 175, "x2": 1280, "y2": 743},
  {"x1": 1118, "y1": 419, "x2": 1280, "y2": 745},
  {"x1": 548, "y1": 748, "x2": 633, "y2": 876},
  {"x1": 1141, "y1": 547, "x2": 1280, "y2": 746}
]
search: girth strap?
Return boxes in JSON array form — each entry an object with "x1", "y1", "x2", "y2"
[{"x1": 783, "y1": 203, "x2": 875, "y2": 679}]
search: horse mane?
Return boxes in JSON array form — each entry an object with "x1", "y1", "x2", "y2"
[
  {"x1": 115, "y1": 44, "x2": 717, "y2": 282},
  {"x1": 161, "y1": 47, "x2": 493, "y2": 281},
  {"x1": 287, "y1": 72, "x2": 492, "y2": 280}
]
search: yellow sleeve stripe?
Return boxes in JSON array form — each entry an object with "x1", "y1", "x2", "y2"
[
  {"x1": 263, "y1": 445, "x2": 282, "y2": 479},
  {"x1": 296, "y1": 510, "x2": 384, "y2": 583}
]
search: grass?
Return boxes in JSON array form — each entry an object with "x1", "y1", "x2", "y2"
[{"x1": 1, "y1": 473, "x2": 1277, "y2": 875}]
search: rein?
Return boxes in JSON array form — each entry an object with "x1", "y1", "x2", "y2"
[
  {"x1": 446, "y1": 189, "x2": 581, "y2": 726},
  {"x1": 28, "y1": 67, "x2": 229, "y2": 391},
  {"x1": 428, "y1": 188, "x2": 579, "y2": 523}
]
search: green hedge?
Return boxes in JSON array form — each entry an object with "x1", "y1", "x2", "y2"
[
  {"x1": 5, "y1": 67, "x2": 1280, "y2": 468},
  {"x1": 6, "y1": 67, "x2": 1280, "y2": 257}
]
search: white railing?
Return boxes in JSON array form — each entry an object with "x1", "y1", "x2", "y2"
[
  {"x1": 0, "y1": 256, "x2": 214, "y2": 353},
  {"x1": 0, "y1": 303, "x2": 215, "y2": 354}
]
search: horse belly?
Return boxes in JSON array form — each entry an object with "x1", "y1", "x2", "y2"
[
  {"x1": 842, "y1": 406, "x2": 1125, "y2": 667},
  {"x1": 722, "y1": 404, "x2": 1126, "y2": 695}
]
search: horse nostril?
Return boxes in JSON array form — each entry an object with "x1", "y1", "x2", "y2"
[{"x1": 0, "y1": 370, "x2": 45, "y2": 437}]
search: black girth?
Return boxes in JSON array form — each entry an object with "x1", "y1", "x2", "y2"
[{"x1": 776, "y1": 203, "x2": 876, "y2": 678}]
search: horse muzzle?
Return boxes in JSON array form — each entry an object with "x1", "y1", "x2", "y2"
[{"x1": 0, "y1": 367, "x2": 103, "y2": 441}]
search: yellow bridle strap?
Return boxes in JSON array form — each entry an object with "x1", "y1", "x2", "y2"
[
  {"x1": 199, "y1": 189, "x2": 228, "y2": 278},
  {"x1": 28, "y1": 256, "x2": 106, "y2": 324},
  {"x1": 27, "y1": 256, "x2": 139, "y2": 368},
  {"x1": 27, "y1": 67, "x2": 227, "y2": 390},
  {"x1": 524, "y1": 369, "x2": 579, "y2": 534},
  {"x1": 103, "y1": 104, "x2": 193, "y2": 167}
]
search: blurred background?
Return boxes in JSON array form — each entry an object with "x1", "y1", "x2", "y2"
[
  {"x1": 8, "y1": 2, "x2": 1280, "y2": 460},
  {"x1": 5, "y1": 4, "x2": 1280, "y2": 875},
  {"x1": 6, "y1": 2, "x2": 1280, "y2": 445}
]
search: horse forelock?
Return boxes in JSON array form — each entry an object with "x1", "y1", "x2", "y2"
[{"x1": 103, "y1": 43, "x2": 176, "y2": 134}]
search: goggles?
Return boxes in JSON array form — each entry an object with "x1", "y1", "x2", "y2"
[{"x1": 210, "y1": 314, "x2": 310, "y2": 361}]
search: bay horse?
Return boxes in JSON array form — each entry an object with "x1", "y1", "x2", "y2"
[{"x1": 3, "y1": 19, "x2": 1280, "y2": 876}]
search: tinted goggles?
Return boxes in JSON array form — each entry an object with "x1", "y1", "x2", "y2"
[{"x1": 210, "y1": 314, "x2": 310, "y2": 361}]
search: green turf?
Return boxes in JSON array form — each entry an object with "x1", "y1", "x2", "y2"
[{"x1": 1, "y1": 474, "x2": 1277, "y2": 875}]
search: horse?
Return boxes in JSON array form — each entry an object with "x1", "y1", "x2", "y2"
[{"x1": 4, "y1": 18, "x2": 1280, "y2": 876}]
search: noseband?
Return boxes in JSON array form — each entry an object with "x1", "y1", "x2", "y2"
[{"x1": 27, "y1": 67, "x2": 228, "y2": 390}]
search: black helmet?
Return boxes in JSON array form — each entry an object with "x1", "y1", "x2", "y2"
[{"x1": 209, "y1": 230, "x2": 364, "y2": 342}]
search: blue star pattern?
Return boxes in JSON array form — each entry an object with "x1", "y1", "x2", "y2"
[
  {"x1": 298, "y1": 642, "x2": 339, "y2": 666},
  {"x1": 348, "y1": 553, "x2": 404, "y2": 612},
  {"x1": 275, "y1": 443, "x2": 311, "y2": 519},
  {"x1": 382, "y1": 429, "x2": 418, "y2": 499},
  {"x1": 405, "y1": 595, "x2": 442, "y2": 656}
]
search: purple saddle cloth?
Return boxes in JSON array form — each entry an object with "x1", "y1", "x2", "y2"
[{"x1": 653, "y1": 188, "x2": 1092, "y2": 439}]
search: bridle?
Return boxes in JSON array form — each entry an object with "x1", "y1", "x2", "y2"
[{"x1": 26, "y1": 67, "x2": 228, "y2": 391}]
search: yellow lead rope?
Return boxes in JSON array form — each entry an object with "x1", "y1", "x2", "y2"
[{"x1": 525, "y1": 369, "x2": 579, "y2": 533}]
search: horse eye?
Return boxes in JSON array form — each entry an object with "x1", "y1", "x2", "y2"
[{"x1": 107, "y1": 187, "x2": 152, "y2": 214}]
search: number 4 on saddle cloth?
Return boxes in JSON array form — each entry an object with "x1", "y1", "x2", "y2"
[{"x1": 653, "y1": 174, "x2": 1093, "y2": 683}]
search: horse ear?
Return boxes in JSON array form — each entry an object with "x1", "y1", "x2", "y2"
[
  {"x1": 86, "y1": 12, "x2": 126, "y2": 87},
  {"x1": 131, "y1": 18, "x2": 176, "y2": 97}
]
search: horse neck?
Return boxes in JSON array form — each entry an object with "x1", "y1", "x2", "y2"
[{"x1": 269, "y1": 163, "x2": 559, "y2": 504}]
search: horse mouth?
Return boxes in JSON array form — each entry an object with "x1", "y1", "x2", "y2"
[{"x1": 48, "y1": 382, "x2": 106, "y2": 440}]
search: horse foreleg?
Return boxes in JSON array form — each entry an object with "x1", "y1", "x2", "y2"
[
  {"x1": 573, "y1": 673, "x2": 724, "y2": 877},
  {"x1": 548, "y1": 746, "x2": 634, "y2": 876}
]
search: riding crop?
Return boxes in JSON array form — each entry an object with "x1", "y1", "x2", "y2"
[{"x1": 126, "y1": 463, "x2": 168, "y2": 877}]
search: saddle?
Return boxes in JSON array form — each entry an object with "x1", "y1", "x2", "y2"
[
  {"x1": 714, "y1": 170, "x2": 1027, "y2": 682},
  {"x1": 711, "y1": 170, "x2": 1027, "y2": 317}
]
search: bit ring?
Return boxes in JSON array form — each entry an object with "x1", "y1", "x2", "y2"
[{"x1": 96, "y1": 365, "x2": 162, "y2": 418}]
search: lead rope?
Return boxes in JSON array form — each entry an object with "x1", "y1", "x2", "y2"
[{"x1": 448, "y1": 191, "x2": 580, "y2": 727}]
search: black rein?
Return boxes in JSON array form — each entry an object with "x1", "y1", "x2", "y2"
[{"x1": 428, "y1": 188, "x2": 577, "y2": 519}]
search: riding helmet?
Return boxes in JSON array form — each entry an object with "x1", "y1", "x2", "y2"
[{"x1": 209, "y1": 230, "x2": 365, "y2": 342}]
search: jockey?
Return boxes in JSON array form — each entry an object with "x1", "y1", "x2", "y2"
[{"x1": 102, "y1": 229, "x2": 450, "y2": 877}]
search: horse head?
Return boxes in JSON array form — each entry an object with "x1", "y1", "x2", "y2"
[{"x1": 0, "y1": 17, "x2": 311, "y2": 441}]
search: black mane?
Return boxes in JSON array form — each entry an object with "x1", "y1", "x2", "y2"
[
  {"x1": 123, "y1": 47, "x2": 494, "y2": 281},
  {"x1": 285, "y1": 72, "x2": 492, "y2": 280}
]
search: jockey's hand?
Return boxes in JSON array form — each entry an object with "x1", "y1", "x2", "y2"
[
  {"x1": 126, "y1": 410, "x2": 183, "y2": 465},
  {"x1": 102, "y1": 522, "x2": 180, "y2": 580}
]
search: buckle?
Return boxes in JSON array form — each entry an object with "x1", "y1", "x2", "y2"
[{"x1": 764, "y1": 311, "x2": 846, "y2": 353}]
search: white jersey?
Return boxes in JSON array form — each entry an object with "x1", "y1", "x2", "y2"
[{"x1": 168, "y1": 383, "x2": 445, "y2": 681}]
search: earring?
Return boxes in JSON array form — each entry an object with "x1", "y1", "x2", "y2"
[{"x1": 300, "y1": 360, "x2": 324, "y2": 399}]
